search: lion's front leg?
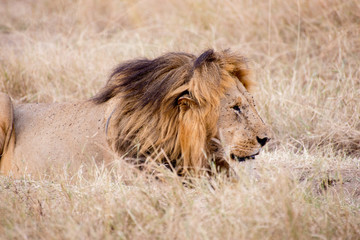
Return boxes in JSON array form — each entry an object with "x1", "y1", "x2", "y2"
[{"x1": 0, "y1": 93, "x2": 16, "y2": 175}]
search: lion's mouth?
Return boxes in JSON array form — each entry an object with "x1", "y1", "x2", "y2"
[{"x1": 230, "y1": 152, "x2": 259, "y2": 162}]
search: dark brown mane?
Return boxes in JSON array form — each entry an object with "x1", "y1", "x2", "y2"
[
  {"x1": 92, "y1": 49, "x2": 253, "y2": 174},
  {"x1": 93, "y1": 50, "x2": 219, "y2": 108}
]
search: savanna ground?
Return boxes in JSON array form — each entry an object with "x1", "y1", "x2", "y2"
[{"x1": 0, "y1": 0, "x2": 359, "y2": 239}]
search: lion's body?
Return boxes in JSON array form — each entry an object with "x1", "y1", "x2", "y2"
[
  {"x1": 0, "y1": 49, "x2": 271, "y2": 176},
  {"x1": 0, "y1": 100, "x2": 112, "y2": 176}
]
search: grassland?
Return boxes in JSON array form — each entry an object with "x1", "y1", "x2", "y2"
[{"x1": 0, "y1": 0, "x2": 359, "y2": 239}]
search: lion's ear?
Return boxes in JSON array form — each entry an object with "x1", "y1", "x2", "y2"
[{"x1": 177, "y1": 94, "x2": 196, "y2": 110}]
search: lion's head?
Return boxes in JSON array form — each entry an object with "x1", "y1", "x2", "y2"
[{"x1": 93, "y1": 49, "x2": 271, "y2": 174}]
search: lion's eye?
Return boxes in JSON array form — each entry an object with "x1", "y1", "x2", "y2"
[{"x1": 232, "y1": 105, "x2": 241, "y2": 114}]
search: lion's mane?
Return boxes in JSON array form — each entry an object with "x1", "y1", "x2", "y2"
[{"x1": 93, "y1": 49, "x2": 253, "y2": 174}]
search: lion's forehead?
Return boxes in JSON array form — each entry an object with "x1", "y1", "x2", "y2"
[{"x1": 221, "y1": 83, "x2": 254, "y2": 107}]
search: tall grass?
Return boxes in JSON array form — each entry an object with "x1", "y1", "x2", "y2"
[{"x1": 0, "y1": 0, "x2": 359, "y2": 239}]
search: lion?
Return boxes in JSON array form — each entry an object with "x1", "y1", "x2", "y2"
[{"x1": 0, "y1": 49, "x2": 270, "y2": 177}]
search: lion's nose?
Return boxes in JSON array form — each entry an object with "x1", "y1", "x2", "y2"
[{"x1": 256, "y1": 136, "x2": 269, "y2": 147}]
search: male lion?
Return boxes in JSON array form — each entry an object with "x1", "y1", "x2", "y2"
[{"x1": 0, "y1": 49, "x2": 270, "y2": 176}]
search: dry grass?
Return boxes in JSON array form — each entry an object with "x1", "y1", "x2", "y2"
[{"x1": 0, "y1": 0, "x2": 359, "y2": 239}]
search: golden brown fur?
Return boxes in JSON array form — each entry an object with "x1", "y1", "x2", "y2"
[
  {"x1": 0, "y1": 49, "x2": 270, "y2": 176},
  {"x1": 93, "y1": 49, "x2": 267, "y2": 174}
]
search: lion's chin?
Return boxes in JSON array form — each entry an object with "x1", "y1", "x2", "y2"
[{"x1": 230, "y1": 152, "x2": 259, "y2": 162}]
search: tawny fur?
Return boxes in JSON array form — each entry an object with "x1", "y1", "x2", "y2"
[{"x1": 0, "y1": 49, "x2": 270, "y2": 176}]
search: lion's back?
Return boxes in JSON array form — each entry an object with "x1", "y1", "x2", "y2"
[{"x1": 12, "y1": 101, "x2": 111, "y2": 175}]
